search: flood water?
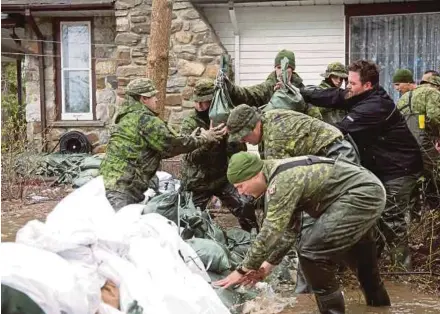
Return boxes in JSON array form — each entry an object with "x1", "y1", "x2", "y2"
[{"x1": 276, "y1": 281, "x2": 440, "y2": 314}]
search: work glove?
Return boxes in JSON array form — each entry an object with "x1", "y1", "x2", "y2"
[
  {"x1": 191, "y1": 127, "x2": 201, "y2": 137},
  {"x1": 198, "y1": 123, "x2": 226, "y2": 143}
]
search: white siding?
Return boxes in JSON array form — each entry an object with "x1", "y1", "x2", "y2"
[{"x1": 203, "y1": 5, "x2": 345, "y2": 86}]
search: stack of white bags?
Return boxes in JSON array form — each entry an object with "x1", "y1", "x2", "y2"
[{"x1": 0, "y1": 176, "x2": 230, "y2": 314}]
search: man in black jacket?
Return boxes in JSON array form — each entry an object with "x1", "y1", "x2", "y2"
[{"x1": 301, "y1": 60, "x2": 423, "y2": 270}]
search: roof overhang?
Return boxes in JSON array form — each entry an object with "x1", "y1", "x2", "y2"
[
  {"x1": 191, "y1": 0, "x2": 424, "y2": 7},
  {"x1": 1, "y1": 2, "x2": 114, "y2": 14}
]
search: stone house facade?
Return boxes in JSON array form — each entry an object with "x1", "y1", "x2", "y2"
[{"x1": 2, "y1": 0, "x2": 227, "y2": 153}]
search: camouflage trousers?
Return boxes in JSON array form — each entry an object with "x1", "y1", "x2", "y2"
[
  {"x1": 191, "y1": 183, "x2": 259, "y2": 232},
  {"x1": 297, "y1": 183, "x2": 385, "y2": 302},
  {"x1": 376, "y1": 174, "x2": 419, "y2": 257}
]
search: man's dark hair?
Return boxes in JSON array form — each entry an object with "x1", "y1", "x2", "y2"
[
  {"x1": 424, "y1": 70, "x2": 439, "y2": 76},
  {"x1": 348, "y1": 60, "x2": 380, "y2": 86}
]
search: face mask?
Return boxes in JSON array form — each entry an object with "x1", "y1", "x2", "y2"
[{"x1": 196, "y1": 107, "x2": 210, "y2": 123}]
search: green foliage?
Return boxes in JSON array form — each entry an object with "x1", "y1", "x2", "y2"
[{"x1": 1, "y1": 62, "x2": 26, "y2": 153}]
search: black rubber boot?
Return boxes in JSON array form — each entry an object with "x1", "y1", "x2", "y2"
[
  {"x1": 294, "y1": 262, "x2": 313, "y2": 294},
  {"x1": 345, "y1": 230, "x2": 391, "y2": 307},
  {"x1": 315, "y1": 290, "x2": 345, "y2": 314}
]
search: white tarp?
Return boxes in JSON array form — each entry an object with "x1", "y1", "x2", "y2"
[{"x1": 5, "y1": 176, "x2": 230, "y2": 314}]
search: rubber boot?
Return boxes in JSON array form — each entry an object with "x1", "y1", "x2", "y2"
[
  {"x1": 345, "y1": 231, "x2": 391, "y2": 307},
  {"x1": 390, "y1": 245, "x2": 412, "y2": 271},
  {"x1": 315, "y1": 290, "x2": 345, "y2": 314},
  {"x1": 294, "y1": 262, "x2": 312, "y2": 294}
]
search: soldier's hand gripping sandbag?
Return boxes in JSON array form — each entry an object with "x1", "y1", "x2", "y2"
[
  {"x1": 262, "y1": 57, "x2": 307, "y2": 113},
  {"x1": 209, "y1": 55, "x2": 234, "y2": 126}
]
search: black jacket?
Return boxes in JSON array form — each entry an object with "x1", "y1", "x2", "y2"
[{"x1": 301, "y1": 86, "x2": 423, "y2": 182}]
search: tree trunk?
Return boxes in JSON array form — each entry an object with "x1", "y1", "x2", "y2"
[{"x1": 146, "y1": 0, "x2": 174, "y2": 119}]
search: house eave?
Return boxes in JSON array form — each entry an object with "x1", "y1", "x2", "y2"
[{"x1": 1, "y1": 2, "x2": 114, "y2": 14}]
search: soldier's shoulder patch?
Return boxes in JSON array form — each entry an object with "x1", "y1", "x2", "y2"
[{"x1": 268, "y1": 184, "x2": 276, "y2": 195}]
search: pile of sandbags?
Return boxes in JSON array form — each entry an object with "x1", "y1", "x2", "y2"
[{"x1": 1, "y1": 177, "x2": 230, "y2": 314}]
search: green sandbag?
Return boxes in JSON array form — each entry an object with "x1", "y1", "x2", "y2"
[
  {"x1": 226, "y1": 228, "x2": 251, "y2": 258},
  {"x1": 143, "y1": 191, "x2": 204, "y2": 239},
  {"x1": 186, "y1": 238, "x2": 232, "y2": 274},
  {"x1": 1, "y1": 284, "x2": 45, "y2": 314},
  {"x1": 207, "y1": 272, "x2": 259, "y2": 314},
  {"x1": 72, "y1": 168, "x2": 100, "y2": 188},
  {"x1": 209, "y1": 54, "x2": 234, "y2": 125},
  {"x1": 262, "y1": 57, "x2": 306, "y2": 113},
  {"x1": 207, "y1": 271, "x2": 243, "y2": 314}
]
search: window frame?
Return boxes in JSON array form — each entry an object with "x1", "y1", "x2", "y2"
[{"x1": 54, "y1": 18, "x2": 96, "y2": 121}]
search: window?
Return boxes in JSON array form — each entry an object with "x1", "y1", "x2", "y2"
[
  {"x1": 349, "y1": 12, "x2": 440, "y2": 102},
  {"x1": 60, "y1": 21, "x2": 93, "y2": 120}
]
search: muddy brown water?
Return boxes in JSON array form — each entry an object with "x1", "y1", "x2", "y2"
[{"x1": 276, "y1": 281, "x2": 440, "y2": 314}]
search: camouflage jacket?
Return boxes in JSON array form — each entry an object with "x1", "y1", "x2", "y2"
[
  {"x1": 180, "y1": 110, "x2": 245, "y2": 192},
  {"x1": 397, "y1": 85, "x2": 440, "y2": 138},
  {"x1": 225, "y1": 72, "x2": 322, "y2": 120},
  {"x1": 100, "y1": 98, "x2": 206, "y2": 202},
  {"x1": 260, "y1": 109, "x2": 343, "y2": 160},
  {"x1": 242, "y1": 156, "x2": 384, "y2": 269},
  {"x1": 318, "y1": 80, "x2": 347, "y2": 125}
]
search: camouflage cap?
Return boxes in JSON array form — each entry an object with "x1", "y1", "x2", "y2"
[
  {"x1": 422, "y1": 75, "x2": 440, "y2": 87},
  {"x1": 274, "y1": 49, "x2": 295, "y2": 69},
  {"x1": 226, "y1": 104, "x2": 261, "y2": 142},
  {"x1": 320, "y1": 62, "x2": 348, "y2": 78},
  {"x1": 192, "y1": 79, "x2": 215, "y2": 102},
  {"x1": 126, "y1": 78, "x2": 158, "y2": 97}
]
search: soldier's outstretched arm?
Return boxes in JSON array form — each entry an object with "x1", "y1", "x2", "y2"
[
  {"x1": 241, "y1": 172, "x2": 305, "y2": 270},
  {"x1": 301, "y1": 86, "x2": 347, "y2": 109},
  {"x1": 266, "y1": 227, "x2": 297, "y2": 265},
  {"x1": 140, "y1": 114, "x2": 208, "y2": 158},
  {"x1": 225, "y1": 78, "x2": 275, "y2": 108}
]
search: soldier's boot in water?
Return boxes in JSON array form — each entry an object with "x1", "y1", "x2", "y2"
[
  {"x1": 298, "y1": 256, "x2": 344, "y2": 313},
  {"x1": 294, "y1": 262, "x2": 313, "y2": 294},
  {"x1": 345, "y1": 231, "x2": 391, "y2": 307},
  {"x1": 390, "y1": 244, "x2": 412, "y2": 271},
  {"x1": 315, "y1": 290, "x2": 345, "y2": 314}
]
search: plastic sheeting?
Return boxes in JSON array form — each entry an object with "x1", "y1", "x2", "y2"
[{"x1": 5, "y1": 176, "x2": 230, "y2": 314}]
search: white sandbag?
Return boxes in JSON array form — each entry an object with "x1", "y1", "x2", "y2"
[
  {"x1": 45, "y1": 176, "x2": 114, "y2": 246},
  {"x1": 94, "y1": 247, "x2": 167, "y2": 313},
  {"x1": 128, "y1": 238, "x2": 230, "y2": 314},
  {"x1": 15, "y1": 176, "x2": 111, "y2": 314},
  {"x1": 0, "y1": 242, "x2": 89, "y2": 314},
  {"x1": 99, "y1": 303, "x2": 125, "y2": 314}
]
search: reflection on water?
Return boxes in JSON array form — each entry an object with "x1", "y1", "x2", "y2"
[{"x1": 245, "y1": 281, "x2": 440, "y2": 314}]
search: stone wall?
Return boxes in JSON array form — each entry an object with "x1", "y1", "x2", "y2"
[
  {"x1": 25, "y1": 16, "x2": 117, "y2": 153},
  {"x1": 115, "y1": 0, "x2": 228, "y2": 130}
]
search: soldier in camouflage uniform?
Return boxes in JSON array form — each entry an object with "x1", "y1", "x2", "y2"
[
  {"x1": 227, "y1": 104, "x2": 359, "y2": 163},
  {"x1": 397, "y1": 75, "x2": 440, "y2": 207},
  {"x1": 100, "y1": 78, "x2": 224, "y2": 211},
  {"x1": 215, "y1": 152, "x2": 391, "y2": 314},
  {"x1": 318, "y1": 62, "x2": 348, "y2": 124},
  {"x1": 180, "y1": 79, "x2": 258, "y2": 231},
  {"x1": 227, "y1": 104, "x2": 359, "y2": 294},
  {"x1": 392, "y1": 69, "x2": 417, "y2": 96},
  {"x1": 225, "y1": 49, "x2": 322, "y2": 120}
]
